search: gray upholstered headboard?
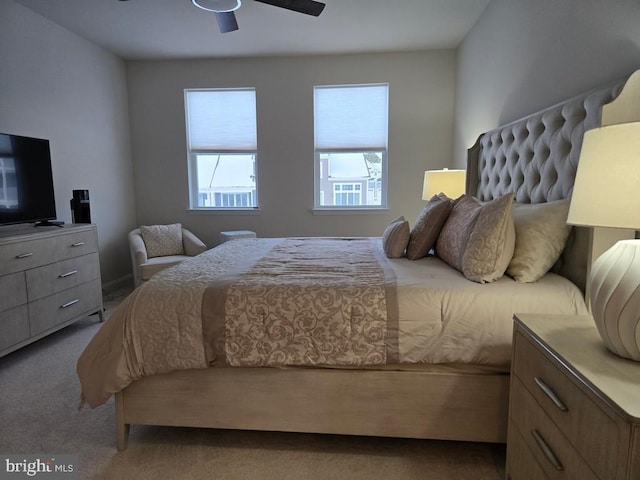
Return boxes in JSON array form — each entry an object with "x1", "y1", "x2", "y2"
[{"x1": 465, "y1": 76, "x2": 629, "y2": 293}]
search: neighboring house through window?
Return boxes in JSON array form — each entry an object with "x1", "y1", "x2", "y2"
[
  {"x1": 184, "y1": 88, "x2": 258, "y2": 209},
  {"x1": 314, "y1": 83, "x2": 389, "y2": 209}
]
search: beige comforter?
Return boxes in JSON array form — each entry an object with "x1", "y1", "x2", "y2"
[{"x1": 77, "y1": 237, "x2": 588, "y2": 408}]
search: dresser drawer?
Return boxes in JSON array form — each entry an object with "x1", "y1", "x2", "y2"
[
  {"x1": 29, "y1": 280, "x2": 102, "y2": 336},
  {"x1": 0, "y1": 229, "x2": 98, "y2": 276},
  {"x1": 506, "y1": 422, "x2": 549, "y2": 480},
  {"x1": 0, "y1": 238, "x2": 49, "y2": 276},
  {"x1": 510, "y1": 377, "x2": 599, "y2": 479},
  {"x1": 0, "y1": 305, "x2": 30, "y2": 351},
  {"x1": 0, "y1": 272, "x2": 27, "y2": 312},
  {"x1": 513, "y1": 331, "x2": 619, "y2": 479},
  {"x1": 26, "y1": 253, "x2": 100, "y2": 301},
  {"x1": 50, "y1": 229, "x2": 98, "y2": 261}
]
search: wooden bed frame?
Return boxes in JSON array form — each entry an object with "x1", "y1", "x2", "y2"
[{"x1": 114, "y1": 70, "x2": 640, "y2": 451}]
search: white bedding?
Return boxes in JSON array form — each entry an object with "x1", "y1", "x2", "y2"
[
  {"x1": 77, "y1": 236, "x2": 588, "y2": 407},
  {"x1": 389, "y1": 243, "x2": 589, "y2": 366}
]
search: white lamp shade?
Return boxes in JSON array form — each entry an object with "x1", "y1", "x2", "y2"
[
  {"x1": 567, "y1": 122, "x2": 640, "y2": 229},
  {"x1": 422, "y1": 169, "x2": 466, "y2": 200},
  {"x1": 569, "y1": 121, "x2": 640, "y2": 361}
]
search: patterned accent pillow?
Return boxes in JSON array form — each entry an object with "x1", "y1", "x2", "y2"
[
  {"x1": 462, "y1": 193, "x2": 515, "y2": 283},
  {"x1": 436, "y1": 194, "x2": 515, "y2": 283},
  {"x1": 382, "y1": 216, "x2": 410, "y2": 258},
  {"x1": 435, "y1": 195, "x2": 481, "y2": 271},
  {"x1": 140, "y1": 223, "x2": 184, "y2": 258},
  {"x1": 507, "y1": 199, "x2": 572, "y2": 282},
  {"x1": 406, "y1": 195, "x2": 453, "y2": 260}
]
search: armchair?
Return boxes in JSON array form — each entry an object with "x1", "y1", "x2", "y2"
[{"x1": 129, "y1": 224, "x2": 207, "y2": 287}]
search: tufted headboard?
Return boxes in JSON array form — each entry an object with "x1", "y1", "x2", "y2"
[{"x1": 465, "y1": 75, "x2": 630, "y2": 293}]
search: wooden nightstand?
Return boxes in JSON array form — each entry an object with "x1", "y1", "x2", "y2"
[{"x1": 507, "y1": 314, "x2": 640, "y2": 480}]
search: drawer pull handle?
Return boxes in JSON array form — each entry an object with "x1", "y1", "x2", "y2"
[
  {"x1": 531, "y1": 429, "x2": 563, "y2": 471},
  {"x1": 16, "y1": 252, "x2": 33, "y2": 259},
  {"x1": 59, "y1": 270, "x2": 78, "y2": 278},
  {"x1": 71, "y1": 242, "x2": 85, "y2": 247},
  {"x1": 534, "y1": 377, "x2": 568, "y2": 411},
  {"x1": 61, "y1": 299, "x2": 79, "y2": 309}
]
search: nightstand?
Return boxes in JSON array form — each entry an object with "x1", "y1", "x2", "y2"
[{"x1": 507, "y1": 314, "x2": 640, "y2": 480}]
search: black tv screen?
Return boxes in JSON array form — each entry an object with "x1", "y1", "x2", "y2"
[{"x1": 0, "y1": 132, "x2": 57, "y2": 226}]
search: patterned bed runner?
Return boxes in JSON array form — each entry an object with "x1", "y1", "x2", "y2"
[{"x1": 203, "y1": 238, "x2": 398, "y2": 367}]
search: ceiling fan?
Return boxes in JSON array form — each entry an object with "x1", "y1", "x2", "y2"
[{"x1": 118, "y1": 0, "x2": 326, "y2": 34}]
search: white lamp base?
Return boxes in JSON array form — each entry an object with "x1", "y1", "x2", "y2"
[{"x1": 589, "y1": 239, "x2": 640, "y2": 361}]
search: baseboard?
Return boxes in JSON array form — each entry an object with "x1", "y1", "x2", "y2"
[{"x1": 102, "y1": 274, "x2": 134, "y2": 299}]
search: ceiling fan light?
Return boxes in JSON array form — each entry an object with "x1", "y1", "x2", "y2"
[{"x1": 192, "y1": 0, "x2": 241, "y2": 13}]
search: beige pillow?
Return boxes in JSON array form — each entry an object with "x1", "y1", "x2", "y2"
[
  {"x1": 437, "y1": 194, "x2": 515, "y2": 283},
  {"x1": 382, "y1": 216, "x2": 410, "y2": 258},
  {"x1": 140, "y1": 223, "x2": 184, "y2": 258},
  {"x1": 507, "y1": 199, "x2": 572, "y2": 282},
  {"x1": 462, "y1": 193, "x2": 515, "y2": 283},
  {"x1": 406, "y1": 196, "x2": 453, "y2": 260}
]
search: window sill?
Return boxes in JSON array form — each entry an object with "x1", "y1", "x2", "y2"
[
  {"x1": 311, "y1": 208, "x2": 389, "y2": 216},
  {"x1": 187, "y1": 208, "x2": 262, "y2": 216}
]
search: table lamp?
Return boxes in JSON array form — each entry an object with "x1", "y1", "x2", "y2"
[
  {"x1": 422, "y1": 168, "x2": 466, "y2": 200},
  {"x1": 567, "y1": 122, "x2": 640, "y2": 361}
]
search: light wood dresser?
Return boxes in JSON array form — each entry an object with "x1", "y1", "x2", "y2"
[
  {"x1": 0, "y1": 223, "x2": 103, "y2": 357},
  {"x1": 507, "y1": 313, "x2": 640, "y2": 480}
]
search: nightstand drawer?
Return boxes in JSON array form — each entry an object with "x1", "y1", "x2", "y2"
[
  {"x1": 510, "y1": 377, "x2": 599, "y2": 480},
  {"x1": 506, "y1": 422, "x2": 549, "y2": 480},
  {"x1": 513, "y1": 331, "x2": 619, "y2": 479},
  {"x1": 631, "y1": 427, "x2": 640, "y2": 478}
]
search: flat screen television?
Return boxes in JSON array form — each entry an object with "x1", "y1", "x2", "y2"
[{"x1": 0, "y1": 132, "x2": 57, "y2": 226}]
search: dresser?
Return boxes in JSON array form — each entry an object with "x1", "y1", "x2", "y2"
[
  {"x1": 507, "y1": 314, "x2": 640, "y2": 480},
  {"x1": 0, "y1": 224, "x2": 103, "y2": 357}
]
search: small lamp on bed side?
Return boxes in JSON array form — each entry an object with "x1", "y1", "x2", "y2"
[
  {"x1": 422, "y1": 168, "x2": 466, "y2": 200},
  {"x1": 567, "y1": 122, "x2": 640, "y2": 361}
]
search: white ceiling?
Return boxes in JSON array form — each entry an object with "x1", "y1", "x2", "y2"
[{"x1": 14, "y1": 0, "x2": 491, "y2": 60}]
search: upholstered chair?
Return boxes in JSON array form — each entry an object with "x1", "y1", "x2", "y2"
[{"x1": 128, "y1": 224, "x2": 207, "y2": 287}]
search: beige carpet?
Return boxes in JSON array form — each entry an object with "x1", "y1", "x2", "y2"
[{"x1": 0, "y1": 290, "x2": 506, "y2": 480}]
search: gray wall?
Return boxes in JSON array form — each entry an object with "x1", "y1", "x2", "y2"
[
  {"x1": 0, "y1": 1, "x2": 137, "y2": 288},
  {"x1": 126, "y1": 51, "x2": 455, "y2": 245},
  {"x1": 454, "y1": 0, "x2": 640, "y2": 168}
]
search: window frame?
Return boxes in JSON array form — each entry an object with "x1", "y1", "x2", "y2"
[
  {"x1": 184, "y1": 88, "x2": 259, "y2": 211},
  {"x1": 313, "y1": 83, "x2": 389, "y2": 211}
]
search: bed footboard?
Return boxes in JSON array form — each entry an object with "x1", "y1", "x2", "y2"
[{"x1": 115, "y1": 367, "x2": 509, "y2": 451}]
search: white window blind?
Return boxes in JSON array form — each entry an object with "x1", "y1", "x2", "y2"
[
  {"x1": 185, "y1": 89, "x2": 257, "y2": 151},
  {"x1": 314, "y1": 84, "x2": 388, "y2": 150}
]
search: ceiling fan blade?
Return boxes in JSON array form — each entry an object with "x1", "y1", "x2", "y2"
[
  {"x1": 216, "y1": 11, "x2": 239, "y2": 33},
  {"x1": 253, "y1": 0, "x2": 325, "y2": 17}
]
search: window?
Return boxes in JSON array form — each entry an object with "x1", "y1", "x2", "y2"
[
  {"x1": 334, "y1": 183, "x2": 361, "y2": 206},
  {"x1": 314, "y1": 84, "x2": 389, "y2": 209},
  {"x1": 185, "y1": 88, "x2": 258, "y2": 209}
]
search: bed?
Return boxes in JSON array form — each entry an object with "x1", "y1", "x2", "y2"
[{"x1": 78, "y1": 70, "x2": 639, "y2": 451}]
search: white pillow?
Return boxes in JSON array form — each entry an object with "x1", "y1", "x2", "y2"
[
  {"x1": 507, "y1": 199, "x2": 572, "y2": 282},
  {"x1": 140, "y1": 223, "x2": 184, "y2": 258}
]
